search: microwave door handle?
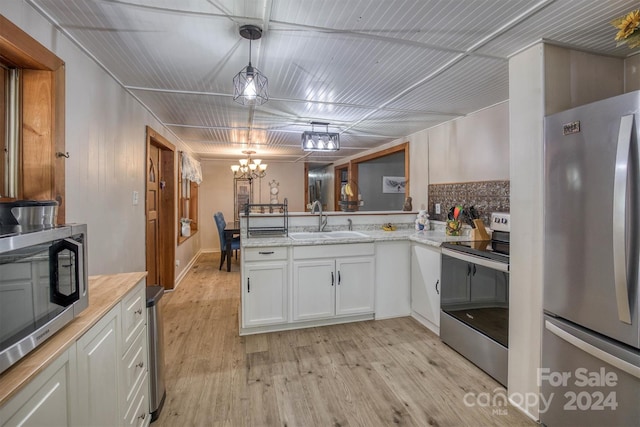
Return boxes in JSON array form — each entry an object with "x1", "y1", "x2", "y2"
[
  {"x1": 65, "y1": 238, "x2": 86, "y2": 298},
  {"x1": 612, "y1": 114, "x2": 633, "y2": 324},
  {"x1": 59, "y1": 239, "x2": 88, "y2": 296}
]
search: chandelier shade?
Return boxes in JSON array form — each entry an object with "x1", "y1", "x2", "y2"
[
  {"x1": 231, "y1": 150, "x2": 267, "y2": 179},
  {"x1": 233, "y1": 25, "x2": 268, "y2": 106},
  {"x1": 301, "y1": 122, "x2": 340, "y2": 152}
]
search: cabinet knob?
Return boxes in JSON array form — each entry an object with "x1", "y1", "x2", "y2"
[
  {"x1": 138, "y1": 413, "x2": 146, "y2": 420},
  {"x1": 136, "y1": 361, "x2": 144, "y2": 369},
  {"x1": 134, "y1": 308, "x2": 143, "y2": 315}
]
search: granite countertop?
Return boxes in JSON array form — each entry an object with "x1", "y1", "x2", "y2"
[
  {"x1": 0, "y1": 271, "x2": 147, "y2": 405},
  {"x1": 242, "y1": 228, "x2": 471, "y2": 248}
]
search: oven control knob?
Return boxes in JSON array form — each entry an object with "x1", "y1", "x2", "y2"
[{"x1": 501, "y1": 218, "x2": 507, "y2": 224}]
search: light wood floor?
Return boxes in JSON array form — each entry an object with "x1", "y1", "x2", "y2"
[{"x1": 155, "y1": 253, "x2": 535, "y2": 427}]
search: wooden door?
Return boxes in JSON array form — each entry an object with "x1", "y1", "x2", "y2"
[
  {"x1": 146, "y1": 145, "x2": 160, "y2": 287},
  {"x1": 145, "y1": 127, "x2": 176, "y2": 290}
]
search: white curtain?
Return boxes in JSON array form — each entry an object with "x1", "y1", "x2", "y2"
[{"x1": 181, "y1": 152, "x2": 202, "y2": 184}]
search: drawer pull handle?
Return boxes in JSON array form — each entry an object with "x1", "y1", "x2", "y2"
[
  {"x1": 134, "y1": 308, "x2": 143, "y2": 315},
  {"x1": 136, "y1": 361, "x2": 144, "y2": 368},
  {"x1": 259, "y1": 251, "x2": 275, "y2": 255},
  {"x1": 138, "y1": 413, "x2": 146, "y2": 420}
]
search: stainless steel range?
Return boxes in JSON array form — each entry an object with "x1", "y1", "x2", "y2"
[{"x1": 439, "y1": 212, "x2": 510, "y2": 386}]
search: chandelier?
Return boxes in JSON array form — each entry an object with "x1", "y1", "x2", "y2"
[
  {"x1": 301, "y1": 122, "x2": 340, "y2": 152},
  {"x1": 232, "y1": 25, "x2": 268, "y2": 106},
  {"x1": 231, "y1": 150, "x2": 267, "y2": 179}
]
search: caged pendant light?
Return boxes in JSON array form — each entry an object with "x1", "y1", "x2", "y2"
[
  {"x1": 301, "y1": 122, "x2": 340, "y2": 152},
  {"x1": 233, "y1": 25, "x2": 268, "y2": 106}
]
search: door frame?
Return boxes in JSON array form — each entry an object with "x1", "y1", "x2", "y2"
[{"x1": 145, "y1": 126, "x2": 176, "y2": 290}]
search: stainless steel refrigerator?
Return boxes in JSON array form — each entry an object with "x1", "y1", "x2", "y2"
[{"x1": 542, "y1": 90, "x2": 640, "y2": 426}]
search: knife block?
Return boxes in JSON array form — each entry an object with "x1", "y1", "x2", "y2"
[{"x1": 471, "y1": 219, "x2": 491, "y2": 241}]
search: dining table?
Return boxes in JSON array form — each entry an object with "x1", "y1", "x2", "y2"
[{"x1": 223, "y1": 221, "x2": 240, "y2": 272}]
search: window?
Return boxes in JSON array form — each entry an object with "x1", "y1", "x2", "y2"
[
  {"x1": 178, "y1": 152, "x2": 201, "y2": 243},
  {"x1": 0, "y1": 15, "x2": 66, "y2": 220}
]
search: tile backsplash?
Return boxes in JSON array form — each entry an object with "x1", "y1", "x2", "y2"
[{"x1": 428, "y1": 180, "x2": 509, "y2": 226}]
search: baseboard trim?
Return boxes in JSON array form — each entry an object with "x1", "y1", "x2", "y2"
[{"x1": 174, "y1": 249, "x2": 204, "y2": 289}]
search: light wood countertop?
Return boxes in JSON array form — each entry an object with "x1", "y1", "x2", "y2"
[{"x1": 0, "y1": 271, "x2": 147, "y2": 405}]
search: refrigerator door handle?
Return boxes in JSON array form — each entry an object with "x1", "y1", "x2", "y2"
[
  {"x1": 545, "y1": 320, "x2": 640, "y2": 380},
  {"x1": 612, "y1": 114, "x2": 634, "y2": 325}
]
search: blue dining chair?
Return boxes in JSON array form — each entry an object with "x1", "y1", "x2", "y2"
[{"x1": 214, "y1": 212, "x2": 240, "y2": 270}]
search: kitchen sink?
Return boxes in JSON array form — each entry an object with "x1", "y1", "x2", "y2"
[{"x1": 289, "y1": 231, "x2": 369, "y2": 241}]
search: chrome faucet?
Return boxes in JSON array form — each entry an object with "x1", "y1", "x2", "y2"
[
  {"x1": 347, "y1": 218, "x2": 352, "y2": 231},
  {"x1": 310, "y1": 200, "x2": 327, "y2": 231}
]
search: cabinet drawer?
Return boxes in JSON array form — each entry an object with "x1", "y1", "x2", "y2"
[
  {"x1": 293, "y1": 243, "x2": 374, "y2": 260},
  {"x1": 122, "y1": 283, "x2": 145, "y2": 351},
  {"x1": 123, "y1": 376, "x2": 150, "y2": 427},
  {"x1": 244, "y1": 247, "x2": 287, "y2": 261},
  {"x1": 121, "y1": 327, "x2": 148, "y2": 407}
]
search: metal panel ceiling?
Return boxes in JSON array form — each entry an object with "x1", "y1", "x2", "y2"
[{"x1": 28, "y1": 0, "x2": 640, "y2": 162}]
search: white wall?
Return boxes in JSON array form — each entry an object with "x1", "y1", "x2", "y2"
[
  {"x1": 200, "y1": 160, "x2": 305, "y2": 252},
  {"x1": 625, "y1": 53, "x2": 640, "y2": 92},
  {"x1": 4, "y1": 3, "x2": 198, "y2": 277}
]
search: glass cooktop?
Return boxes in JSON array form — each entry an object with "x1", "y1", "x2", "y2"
[{"x1": 441, "y1": 239, "x2": 509, "y2": 264}]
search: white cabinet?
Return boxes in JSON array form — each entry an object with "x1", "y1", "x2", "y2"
[
  {"x1": 335, "y1": 257, "x2": 375, "y2": 316},
  {"x1": 374, "y1": 241, "x2": 411, "y2": 319},
  {"x1": 75, "y1": 305, "x2": 121, "y2": 426},
  {"x1": 119, "y1": 283, "x2": 149, "y2": 427},
  {"x1": 75, "y1": 280, "x2": 148, "y2": 427},
  {"x1": 411, "y1": 243, "x2": 441, "y2": 334},
  {"x1": 242, "y1": 247, "x2": 288, "y2": 329},
  {"x1": 292, "y1": 243, "x2": 375, "y2": 322},
  {"x1": 0, "y1": 347, "x2": 75, "y2": 427}
]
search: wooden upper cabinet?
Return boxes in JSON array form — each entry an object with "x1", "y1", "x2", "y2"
[{"x1": 0, "y1": 15, "x2": 66, "y2": 222}]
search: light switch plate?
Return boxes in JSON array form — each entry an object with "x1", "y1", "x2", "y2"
[
  {"x1": 132, "y1": 191, "x2": 139, "y2": 205},
  {"x1": 435, "y1": 203, "x2": 441, "y2": 214}
]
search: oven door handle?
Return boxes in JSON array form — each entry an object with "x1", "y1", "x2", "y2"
[{"x1": 441, "y1": 248, "x2": 509, "y2": 273}]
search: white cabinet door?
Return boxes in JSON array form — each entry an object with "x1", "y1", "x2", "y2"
[
  {"x1": 243, "y1": 261, "x2": 288, "y2": 327},
  {"x1": 1, "y1": 347, "x2": 74, "y2": 427},
  {"x1": 336, "y1": 257, "x2": 374, "y2": 316},
  {"x1": 293, "y1": 260, "x2": 335, "y2": 321},
  {"x1": 411, "y1": 244, "x2": 441, "y2": 332},
  {"x1": 375, "y1": 241, "x2": 411, "y2": 319},
  {"x1": 75, "y1": 305, "x2": 121, "y2": 427}
]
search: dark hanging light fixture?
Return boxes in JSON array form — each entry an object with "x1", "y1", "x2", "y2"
[
  {"x1": 233, "y1": 25, "x2": 268, "y2": 106},
  {"x1": 301, "y1": 122, "x2": 340, "y2": 152}
]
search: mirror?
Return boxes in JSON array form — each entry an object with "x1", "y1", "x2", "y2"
[{"x1": 331, "y1": 142, "x2": 409, "y2": 212}]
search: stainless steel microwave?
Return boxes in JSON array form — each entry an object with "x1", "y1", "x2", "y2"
[{"x1": 0, "y1": 224, "x2": 88, "y2": 374}]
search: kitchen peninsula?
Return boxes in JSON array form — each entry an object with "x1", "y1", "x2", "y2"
[{"x1": 239, "y1": 211, "x2": 470, "y2": 336}]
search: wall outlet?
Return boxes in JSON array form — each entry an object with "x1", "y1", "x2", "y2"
[
  {"x1": 175, "y1": 260, "x2": 180, "y2": 267},
  {"x1": 435, "y1": 203, "x2": 441, "y2": 214}
]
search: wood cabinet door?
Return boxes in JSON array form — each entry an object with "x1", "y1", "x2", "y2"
[
  {"x1": 244, "y1": 261, "x2": 288, "y2": 327},
  {"x1": 293, "y1": 260, "x2": 335, "y2": 321},
  {"x1": 335, "y1": 257, "x2": 375, "y2": 316}
]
